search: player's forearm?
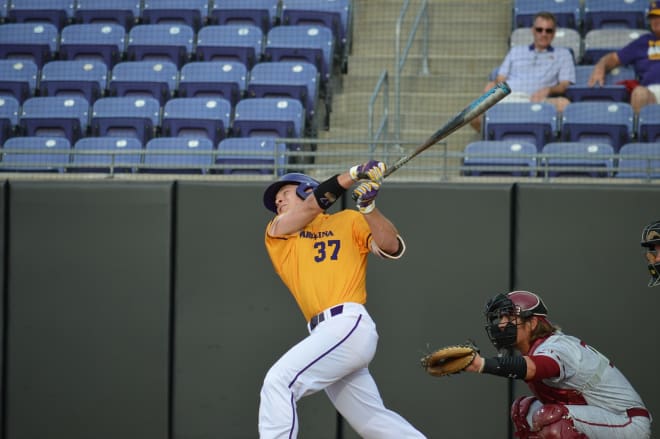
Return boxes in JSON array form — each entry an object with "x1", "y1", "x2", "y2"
[{"x1": 363, "y1": 209, "x2": 401, "y2": 255}]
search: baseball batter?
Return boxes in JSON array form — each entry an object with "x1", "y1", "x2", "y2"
[
  {"x1": 464, "y1": 290, "x2": 652, "y2": 438},
  {"x1": 258, "y1": 163, "x2": 426, "y2": 438}
]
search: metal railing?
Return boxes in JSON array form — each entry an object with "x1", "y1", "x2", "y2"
[{"x1": 368, "y1": 70, "x2": 389, "y2": 158}]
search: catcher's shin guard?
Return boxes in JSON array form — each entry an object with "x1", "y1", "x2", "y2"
[
  {"x1": 511, "y1": 396, "x2": 538, "y2": 438},
  {"x1": 531, "y1": 404, "x2": 587, "y2": 439}
]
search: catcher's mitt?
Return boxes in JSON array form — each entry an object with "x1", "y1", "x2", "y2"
[{"x1": 420, "y1": 341, "x2": 479, "y2": 377}]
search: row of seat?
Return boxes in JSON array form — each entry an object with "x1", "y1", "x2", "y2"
[
  {"x1": 0, "y1": 135, "x2": 290, "y2": 175},
  {"x1": 513, "y1": 0, "x2": 650, "y2": 35},
  {"x1": 463, "y1": 140, "x2": 660, "y2": 179},
  {"x1": 483, "y1": 102, "x2": 660, "y2": 152}
]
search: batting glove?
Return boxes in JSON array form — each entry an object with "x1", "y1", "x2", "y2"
[
  {"x1": 349, "y1": 160, "x2": 386, "y2": 183},
  {"x1": 353, "y1": 180, "x2": 380, "y2": 214}
]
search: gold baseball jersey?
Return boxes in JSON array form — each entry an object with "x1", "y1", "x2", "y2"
[{"x1": 265, "y1": 210, "x2": 372, "y2": 321}]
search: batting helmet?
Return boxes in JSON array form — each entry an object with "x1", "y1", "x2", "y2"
[
  {"x1": 263, "y1": 173, "x2": 320, "y2": 213},
  {"x1": 484, "y1": 291, "x2": 548, "y2": 350},
  {"x1": 640, "y1": 219, "x2": 660, "y2": 287}
]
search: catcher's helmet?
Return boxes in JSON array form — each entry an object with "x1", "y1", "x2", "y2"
[
  {"x1": 641, "y1": 219, "x2": 660, "y2": 287},
  {"x1": 484, "y1": 291, "x2": 548, "y2": 350},
  {"x1": 263, "y1": 173, "x2": 319, "y2": 213}
]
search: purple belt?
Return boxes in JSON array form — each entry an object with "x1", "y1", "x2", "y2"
[{"x1": 309, "y1": 305, "x2": 344, "y2": 331}]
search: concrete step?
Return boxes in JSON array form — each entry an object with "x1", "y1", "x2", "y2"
[{"x1": 344, "y1": 54, "x2": 502, "y2": 77}]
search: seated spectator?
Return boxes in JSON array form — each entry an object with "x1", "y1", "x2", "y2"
[
  {"x1": 588, "y1": 1, "x2": 660, "y2": 114},
  {"x1": 470, "y1": 12, "x2": 575, "y2": 133}
]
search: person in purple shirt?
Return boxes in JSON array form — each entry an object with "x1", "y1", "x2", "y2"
[{"x1": 588, "y1": 1, "x2": 660, "y2": 114}]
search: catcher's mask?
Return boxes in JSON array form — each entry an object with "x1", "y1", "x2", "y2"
[
  {"x1": 640, "y1": 220, "x2": 660, "y2": 288},
  {"x1": 263, "y1": 173, "x2": 320, "y2": 213},
  {"x1": 484, "y1": 290, "x2": 549, "y2": 350}
]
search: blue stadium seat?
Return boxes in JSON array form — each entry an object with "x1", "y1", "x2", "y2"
[
  {"x1": 484, "y1": 102, "x2": 558, "y2": 151},
  {"x1": 178, "y1": 61, "x2": 247, "y2": 107},
  {"x1": 0, "y1": 96, "x2": 20, "y2": 144},
  {"x1": 509, "y1": 27, "x2": 582, "y2": 63},
  {"x1": 559, "y1": 102, "x2": 634, "y2": 152},
  {"x1": 210, "y1": 0, "x2": 280, "y2": 33},
  {"x1": 233, "y1": 97, "x2": 304, "y2": 139},
  {"x1": 91, "y1": 96, "x2": 161, "y2": 145},
  {"x1": 637, "y1": 104, "x2": 660, "y2": 143},
  {"x1": 247, "y1": 61, "x2": 321, "y2": 135},
  {"x1": 142, "y1": 137, "x2": 214, "y2": 174},
  {"x1": 71, "y1": 136, "x2": 142, "y2": 173},
  {"x1": 59, "y1": 23, "x2": 127, "y2": 69},
  {"x1": 1, "y1": 136, "x2": 70, "y2": 173},
  {"x1": 127, "y1": 24, "x2": 194, "y2": 68},
  {"x1": 141, "y1": 0, "x2": 209, "y2": 31},
  {"x1": 541, "y1": 142, "x2": 615, "y2": 177},
  {"x1": 582, "y1": 28, "x2": 649, "y2": 64},
  {"x1": 583, "y1": 0, "x2": 648, "y2": 33},
  {"x1": 196, "y1": 24, "x2": 264, "y2": 70},
  {"x1": 216, "y1": 137, "x2": 287, "y2": 175},
  {"x1": 616, "y1": 142, "x2": 660, "y2": 179},
  {"x1": 0, "y1": 59, "x2": 38, "y2": 103},
  {"x1": 40, "y1": 60, "x2": 108, "y2": 104},
  {"x1": 565, "y1": 65, "x2": 635, "y2": 103},
  {"x1": 512, "y1": 0, "x2": 581, "y2": 30},
  {"x1": 462, "y1": 140, "x2": 538, "y2": 176},
  {"x1": 0, "y1": 22, "x2": 58, "y2": 68},
  {"x1": 7, "y1": 0, "x2": 74, "y2": 30},
  {"x1": 162, "y1": 97, "x2": 231, "y2": 145},
  {"x1": 74, "y1": 0, "x2": 142, "y2": 30},
  {"x1": 265, "y1": 25, "x2": 335, "y2": 90},
  {"x1": 108, "y1": 60, "x2": 178, "y2": 105},
  {"x1": 19, "y1": 96, "x2": 90, "y2": 143}
]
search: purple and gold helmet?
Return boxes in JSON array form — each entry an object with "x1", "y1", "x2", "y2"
[{"x1": 263, "y1": 173, "x2": 319, "y2": 213}]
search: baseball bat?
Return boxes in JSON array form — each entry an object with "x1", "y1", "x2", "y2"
[{"x1": 382, "y1": 81, "x2": 511, "y2": 178}]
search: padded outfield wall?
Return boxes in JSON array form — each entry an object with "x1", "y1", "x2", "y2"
[{"x1": 0, "y1": 180, "x2": 657, "y2": 439}]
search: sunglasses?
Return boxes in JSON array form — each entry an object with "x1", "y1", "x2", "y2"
[{"x1": 535, "y1": 27, "x2": 555, "y2": 34}]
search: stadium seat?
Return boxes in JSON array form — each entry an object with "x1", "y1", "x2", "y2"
[
  {"x1": 565, "y1": 65, "x2": 635, "y2": 103},
  {"x1": 1, "y1": 136, "x2": 70, "y2": 173},
  {"x1": 142, "y1": 137, "x2": 214, "y2": 174},
  {"x1": 0, "y1": 22, "x2": 59, "y2": 68},
  {"x1": 59, "y1": 23, "x2": 127, "y2": 69},
  {"x1": 40, "y1": 60, "x2": 108, "y2": 104},
  {"x1": 71, "y1": 136, "x2": 142, "y2": 173},
  {"x1": 127, "y1": 24, "x2": 194, "y2": 68},
  {"x1": 247, "y1": 61, "x2": 321, "y2": 135},
  {"x1": 7, "y1": 0, "x2": 74, "y2": 30},
  {"x1": 19, "y1": 96, "x2": 90, "y2": 143},
  {"x1": 637, "y1": 104, "x2": 660, "y2": 143},
  {"x1": 216, "y1": 137, "x2": 287, "y2": 175},
  {"x1": 582, "y1": 28, "x2": 649, "y2": 64},
  {"x1": 108, "y1": 60, "x2": 178, "y2": 105},
  {"x1": 281, "y1": 0, "x2": 353, "y2": 73},
  {"x1": 484, "y1": 102, "x2": 558, "y2": 151},
  {"x1": 583, "y1": 0, "x2": 648, "y2": 33},
  {"x1": 141, "y1": 0, "x2": 209, "y2": 31},
  {"x1": 161, "y1": 97, "x2": 231, "y2": 145},
  {"x1": 265, "y1": 25, "x2": 335, "y2": 90},
  {"x1": 178, "y1": 61, "x2": 247, "y2": 107},
  {"x1": 462, "y1": 140, "x2": 538, "y2": 176},
  {"x1": 91, "y1": 96, "x2": 161, "y2": 145},
  {"x1": 233, "y1": 97, "x2": 304, "y2": 139},
  {"x1": 509, "y1": 27, "x2": 582, "y2": 63},
  {"x1": 512, "y1": 0, "x2": 581, "y2": 30},
  {"x1": 210, "y1": 0, "x2": 280, "y2": 33},
  {"x1": 74, "y1": 0, "x2": 141, "y2": 30},
  {"x1": 0, "y1": 59, "x2": 38, "y2": 103},
  {"x1": 196, "y1": 24, "x2": 264, "y2": 70},
  {"x1": 0, "y1": 96, "x2": 20, "y2": 145},
  {"x1": 616, "y1": 142, "x2": 660, "y2": 178},
  {"x1": 541, "y1": 142, "x2": 615, "y2": 177},
  {"x1": 559, "y1": 102, "x2": 634, "y2": 152}
]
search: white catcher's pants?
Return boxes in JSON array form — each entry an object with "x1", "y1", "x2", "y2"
[{"x1": 258, "y1": 302, "x2": 425, "y2": 438}]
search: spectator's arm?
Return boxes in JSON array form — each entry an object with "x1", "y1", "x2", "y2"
[{"x1": 588, "y1": 52, "x2": 621, "y2": 87}]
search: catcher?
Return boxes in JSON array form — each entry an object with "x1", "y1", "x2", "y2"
[{"x1": 421, "y1": 290, "x2": 651, "y2": 438}]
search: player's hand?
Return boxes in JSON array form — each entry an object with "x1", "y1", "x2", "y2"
[
  {"x1": 353, "y1": 180, "x2": 380, "y2": 214},
  {"x1": 349, "y1": 160, "x2": 386, "y2": 183}
]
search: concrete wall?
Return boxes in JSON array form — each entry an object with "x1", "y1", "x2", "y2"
[{"x1": 1, "y1": 180, "x2": 657, "y2": 438}]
